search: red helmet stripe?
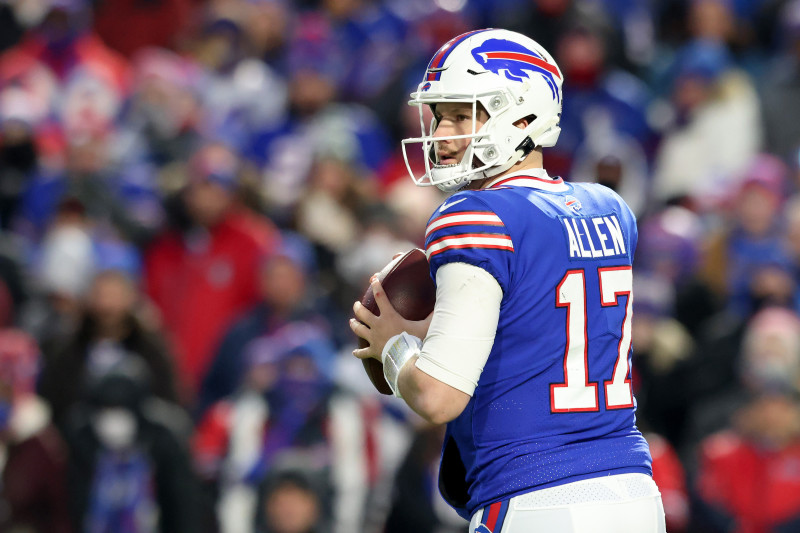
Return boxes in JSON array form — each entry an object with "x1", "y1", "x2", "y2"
[{"x1": 426, "y1": 28, "x2": 492, "y2": 81}]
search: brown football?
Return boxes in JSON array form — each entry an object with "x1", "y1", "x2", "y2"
[{"x1": 357, "y1": 248, "x2": 436, "y2": 394}]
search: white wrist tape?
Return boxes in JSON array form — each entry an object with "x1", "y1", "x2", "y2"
[{"x1": 381, "y1": 332, "x2": 422, "y2": 399}]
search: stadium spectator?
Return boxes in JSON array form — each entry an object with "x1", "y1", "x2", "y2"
[
  {"x1": 144, "y1": 142, "x2": 279, "y2": 401},
  {"x1": 38, "y1": 269, "x2": 179, "y2": 429},
  {"x1": 569, "y1": 112, "x2": 650, "y2": 216},
  {"x1": 630, "y1": 274, "x2": 695, "y2": 446},
  {"x1": 635, "y1": 205, "x2": 716, "y2": 335},
  {"x1": 294, "y1": 154, "x2": 376, "y2": 259},
  {"x1": 692, "y1": 336, "x2": 800, "y2": 533},
  {"x1": 761, "y1": 0, "x2": 800, "y2": 165},
  {"x1": 241, "y1": 0, "x2": 292, "y2": 69},
  {"x1": 698, "y1": 154, "x2": 791, "y2": 317},
  {"x1": 190, "y1": 16, "x2": 289, "y2": 157},
  {"x1": 198, "y1": 232, "x2": 341, "y2": 416},
  {"x1": 194, "y1": 334, "x2": 401, "y2": 533},
  {"x1": 651, "y1": 40, "x2": 761, "y2": 205},
  {"x1": 693, "y1": 393, "x2": 800, "y2": 533},
  {"x1": 684, "y1": 307, "x2": 800, "y2": 461},
  {"x1": 551, "y1": 22, "x2": 654, "y2": 178},
  {"x1": 255, "y1": 464, "x2": 331, "y2": 533},
  {"x1": 23, "y1": 200, "x2": 98, "y2": 350},
  {"x1": 119, "y1": 46, "x2": 204, "y2": 171},
  {"x1": 64, "y1": 357, "x2": 200, "y2": 533},
  {"x1": 0, "y1": 328, "x2": 72, "y2": 533},
  {"x1": 383, "y1": 424, "x2": 468, "y2": 533},
  {"x1": 248, "y1": 18, "x2": 391, "y2": 217}
]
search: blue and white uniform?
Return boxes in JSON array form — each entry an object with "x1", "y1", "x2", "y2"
[{"x1": 422, "y1": 170, "x2": 654, "y2": 526}]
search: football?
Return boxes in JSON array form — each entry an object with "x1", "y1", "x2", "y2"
[{"x1": 357, "y1": 248, "x2": 436, "y2": 394}]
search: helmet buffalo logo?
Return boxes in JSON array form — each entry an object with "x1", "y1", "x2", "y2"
[
  {"x1": 472, "y1": 39, "x2": 561, "y2": 101},
  {"x1": 475, "y1": 525, "x2": 492, "y2": 533}
]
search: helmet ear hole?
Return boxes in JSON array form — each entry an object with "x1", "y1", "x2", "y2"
[{"x1": 523, "y1": 114, "x2": 536, "y2": 127}]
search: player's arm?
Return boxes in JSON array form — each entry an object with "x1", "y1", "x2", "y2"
[{"x1": 351, "y1": 262, "x2": 502, "y2": 424}]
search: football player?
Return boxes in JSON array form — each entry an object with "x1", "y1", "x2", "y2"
[{"x1": 350, "y1": 28, "x2": 666, "y2": 533}]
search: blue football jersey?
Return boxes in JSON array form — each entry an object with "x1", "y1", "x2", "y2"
[{"x1": 424, "y1": 172, "x2": 652, "y2": 518}]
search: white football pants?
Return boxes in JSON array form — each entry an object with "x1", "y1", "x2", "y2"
[{"x1": 469, "y1": 473, "x2": 666, "y2": 533}]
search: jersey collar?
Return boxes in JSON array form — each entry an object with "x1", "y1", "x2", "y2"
[{"x1": 485, "y1": 168, "x2": 570, "y2": 192}]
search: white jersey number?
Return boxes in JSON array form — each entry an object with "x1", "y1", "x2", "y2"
[{"x1": 550, "y1": 267, "x2": 634, "y2": 413}]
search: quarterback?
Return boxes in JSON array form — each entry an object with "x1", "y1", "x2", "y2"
[{"x1": 350, "y1": 28, "x2": 666, "y2": 533}]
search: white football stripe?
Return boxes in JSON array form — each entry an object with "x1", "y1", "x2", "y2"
[
  {"x1": 426, "y1": 234, "x2": 514, "y2": 258},
  {"x1": 425, "y1": 212, "x2": 504, "y2": 238}
]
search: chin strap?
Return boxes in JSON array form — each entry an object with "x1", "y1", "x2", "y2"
[{"x1": 516, "y1": 136, "x2": 537, "y2": 159}]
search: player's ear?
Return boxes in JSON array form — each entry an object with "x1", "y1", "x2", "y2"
[{"x1": 514, "y1": 114, "x2": 537, "y2": 130}]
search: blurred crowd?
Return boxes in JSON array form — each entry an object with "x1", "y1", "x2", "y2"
[{"x1": 1, "y1": 0, "x2": 800, "y2": 532}]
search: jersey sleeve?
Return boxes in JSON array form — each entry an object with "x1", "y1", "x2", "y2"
[{"x1": 424, "y1": 192, "x2": 513, "y2": 292}]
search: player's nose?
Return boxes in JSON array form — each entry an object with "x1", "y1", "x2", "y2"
[{"x1": 432, "y1": 119, "x2": 454, "y2": 139}]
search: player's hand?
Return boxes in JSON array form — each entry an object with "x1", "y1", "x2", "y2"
[{"x1": 350, "y1": 276, "x2": 433, "y2": 361}]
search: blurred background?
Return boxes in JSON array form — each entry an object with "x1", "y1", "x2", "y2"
[{"x1": 1, "y1": 0, "x2": 800, "y2": 532}]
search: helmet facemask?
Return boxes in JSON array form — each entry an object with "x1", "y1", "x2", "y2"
[
  {"x1": 402, "y1": 84, "x2": 561, "y2": 193},
  {"x1": 402, "y1": 93, "x2": 490, "y2": 192}
]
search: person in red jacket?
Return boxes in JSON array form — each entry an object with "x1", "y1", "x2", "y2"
[
  {"x1": 144, "y1": 142, "x2": 278, "y2": 402},
  {"x1": 694, "y1": 393, "x2": 800, "y2": 533},
  {"x1": 693, "y1": 307, "x2": 800, "y2": 533}
]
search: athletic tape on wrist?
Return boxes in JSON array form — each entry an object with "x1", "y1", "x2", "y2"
[{"x1": 381, "y1": 332, "x2": 422, "y2": 399}]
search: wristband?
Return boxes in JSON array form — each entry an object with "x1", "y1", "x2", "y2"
[{"x1": 381, "y1": 332, "x2": 422, "y2": 399}]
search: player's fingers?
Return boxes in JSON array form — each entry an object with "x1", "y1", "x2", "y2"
[
  {"x1": 349, "y1": 318, "x2": 370, "y2": 341},
  {"x1": 353, "y1": 300, "x2": 375, "y2": 326},
  {"x1": 370, "y1": 277, "x2": 394, "y2": 316},
  {"x1": 351, "y1": 346, "x2": 374, "y2": 360}
]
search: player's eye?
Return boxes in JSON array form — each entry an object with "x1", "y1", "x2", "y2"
[{"x1": 456, "y1": 114, "x2": 470, "y2": 122}]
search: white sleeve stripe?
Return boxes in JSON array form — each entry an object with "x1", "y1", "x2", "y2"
[
  {"x1": 427, "y1": 243, "x2": 514, "y2": 258},
  {"x1": 426, "y1": 234, "x2": 514, "y2": 258},
  {"x1": 426, "y1": 212, "x2": 504, "y2": 238},
  {"x1": 425, "y1": 220, "x2": 505, "y2": 240}
]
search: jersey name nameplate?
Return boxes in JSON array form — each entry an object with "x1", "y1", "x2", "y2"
[{"x1": 560, "y1": 214, "x2": 627, "y2": 260}]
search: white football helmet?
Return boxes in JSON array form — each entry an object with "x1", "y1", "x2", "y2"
[{"x1": 402, "y1": 28, "x2": 564, "y2": 192}]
